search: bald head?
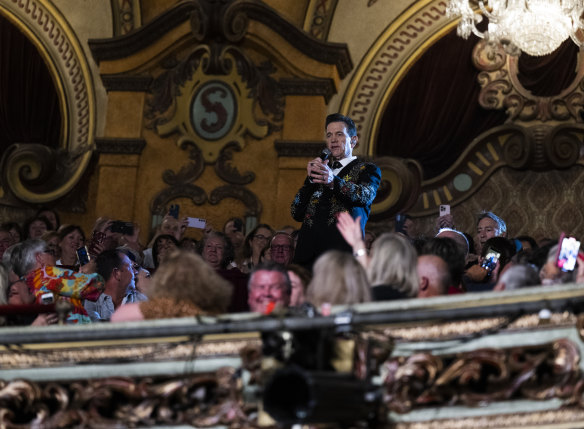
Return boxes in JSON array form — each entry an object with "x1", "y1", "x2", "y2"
[
  {"x1": 417, "y1": 254, "x2": 451, "y2": 298},
  {"x1": 436, "y1": 228, "x2": 469, "y2": 256}
]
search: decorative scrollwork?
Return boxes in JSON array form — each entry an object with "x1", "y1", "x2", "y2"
[
  {"x1": 151, "y1": 183, "x2": 207, "y2": 216},
  {"x1": 215, "y1": 142, "x2": 255, "y2": 185},
  {"x1": 0, "y1": 369, "x2": 255, "y2": 428},
  {"x1": 369, "y1": 156, "x2": 423, "y2": 220},
  {"x1": 209, "y1": 185, "x2": 262, "y2": 217},
  {"x1": 501, "y1": 130, "x2": 531, "y2": 169},
  {"x1": 472, "y1": 39, "x2": 507, "y2": 72},
  {"x1": 544, "y1": 125, "x2": 583, "y2": 169},
  {"x1": 383, "y1": 339, "x2": 582, "y2": 413}
]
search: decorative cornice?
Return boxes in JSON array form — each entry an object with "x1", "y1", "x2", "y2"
[
  {"x1": 101, "y1": 75, "x2": 153, "y2": 92},
  {"x1": 95, "y1": 138, "x2": 146, "y2": 154},
  {"x1": 89, "y1": 0, "x2": 352, "y2": 78},
  {"x1": 89, "y1": 1, "x2": 197, "y2": 62},
  {"x1": 232, "y1": 0, "x2": 352, "y2": 78},
  {"x1": 274, "y1": 140, "x2": 324, "y2": 157},
  {"x1": 279, "y1": 78, "x2": 336, "y2": 103}
]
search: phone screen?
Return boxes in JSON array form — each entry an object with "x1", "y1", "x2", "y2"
[
  {"x1": 76, "y1": 246, "x2": 90, "y2": 266},
  {"x1": 557, "y1": 236, "x2": 580, "y2": 272},
  {"x1": 481, "y1": 249, "x2": 500, "y2": 274}
]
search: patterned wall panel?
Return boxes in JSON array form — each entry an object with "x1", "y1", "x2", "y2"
[{"x1": 410, "y1": 165, "x2": 584, "y2": 243}]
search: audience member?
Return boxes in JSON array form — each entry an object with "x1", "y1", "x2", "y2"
[
  {"x1": 515, "y1": 235, "x2": 538, "y2": 253},
  {"x1": 306, "y1": 250, "x2": 370, "y2": 309},
  {"x1": 494, "y1": 263, "x2": 540, "y2": 291},
  {"x1": 270, "y1": 232, "x2": 295, "y2": 267},
  {"x1": 364, "y1": 230, "x2": 377, "y2": 254},
  {"x1": 111, "y1": 251, "x2": 232, "y2": 321},
  {"x1": 85, "y1": 249, "x2": 134, "y2": 321},
  {"x1": 368, "y1": 233, "x2": 419, "y2": 300},
  {"x1": 465, "y1": 236, "x2": 516, "y2": 292},
  {"x1": 224, "y1": 217, "x2": 245, "y2": 265},
  {"x1": 35, "y1": 207, "x2": 60, "y2": 231},
  {"x1": 247, "y1": 261, "x2": 291, "y2": 313},
  {"x1": 476, "y1": 211, "x2": 507, "y2": 253},
  {"x1": 142, "y1": 214, "x2": 188, "y2": 268},
  {"x1": 539, "y1": 244, "x2": 577, "y2": 285},
  {"x1": 1, "y1": 222, "x2": 23, "y2": 244},
  {"x1": 41, "y1": 231, "x2": 61, "y2": 261},
  {"x1": 24, "y1": 216, "x2": 51, "y2": 239},
  {"x1": 417, "y1": 254, "x2": 451, "y2": 298},
  {"x1": 152, "y1": 234, "x2": 179, "y2": 269},
  {"x1": 421, "y1": 237, "x2": 466, "y2": 293},
  {"x1": 240, "y1": 224, "x2": 274, "y2": 273},
  {"x1": 336, "y1": 212, "x2": 418, "y2": 300},
  {"x1": 0, "y1": 227, "x2": 13, "y2": 260},
  {"x1": 57, "y1": 224, "x2": 85, "y2": 267},
  {"x1": 287, "y1": 263, "x2": 312, "y2": 307},
  {"x1": 179, "y1": 237, "x2": 198, "y2": 252},
  {"x1": 199, "y1": 231, "x2": 249, "y2": 312},
  {"x1": 435, "y1": 228, "x2": 469, "y2": 257},
  {"x1": 16, "y1": 239, "x2": 103, "y2": 323}
]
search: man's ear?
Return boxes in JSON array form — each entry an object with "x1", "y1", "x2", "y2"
[
  {"x1": 351, "y1": 135, "x2": 358, "y2": 148},
  {"x1": 419, "y1": 276, "x2": 429, "y2": 292},
  {"x1": 494, "y1": 281, "x2": 505, "y2": 292}
]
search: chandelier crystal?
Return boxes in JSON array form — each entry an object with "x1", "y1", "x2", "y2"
[{"x1": 446, "y1": 0, "x2": 584, "y2": 56}]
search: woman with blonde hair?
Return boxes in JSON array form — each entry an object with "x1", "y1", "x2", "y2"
[
  {"x1": 306, "y1": 250, "x2": 371, "y2": 309},
  {"x1": 337, "y1": 212, "x2": 418, "y2": 300},
  {"x1": 111, "y1": 250, "x2": 233, "y2": 321},
  {"x1": 367, "y1": 232, "x2": 418, "y2": 299}
]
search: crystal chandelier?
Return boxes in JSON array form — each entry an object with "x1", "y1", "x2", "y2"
[{"x1": 446, "y1": 0, "x2": 584, "y2": 56}]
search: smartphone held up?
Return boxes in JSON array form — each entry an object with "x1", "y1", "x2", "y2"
[{"x1": 556, "y1": 234, "x2": 581, "y2": 272}]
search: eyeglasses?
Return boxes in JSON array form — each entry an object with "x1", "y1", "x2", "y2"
[
  {"x1": 253, "y1": 234, "x2": 271, "y2": 241},
  {"x1": 271, "y1": 245, "x2": 291, "y2": 252}
]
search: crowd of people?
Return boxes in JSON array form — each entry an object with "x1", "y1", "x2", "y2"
[
  {"x1": 0, "y1": 113, "x2": 580, "y2": 326},
  {"x1": 0, "y1": 200, "x2": 577, "y2": 326}
]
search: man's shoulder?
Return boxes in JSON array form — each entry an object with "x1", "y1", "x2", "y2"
[{"x1": 349, "y1": 157, "x2": 381, "y2": 173}]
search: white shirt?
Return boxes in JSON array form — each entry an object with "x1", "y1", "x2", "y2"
[{"x1": 332, "y1": 156, "x2": 356, "y2": 175}]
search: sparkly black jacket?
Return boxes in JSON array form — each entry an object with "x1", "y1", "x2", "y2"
[{"x1": 290, "y1": 158, "x2": 381, "y2": 268}]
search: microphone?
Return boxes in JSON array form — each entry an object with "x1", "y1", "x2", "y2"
[{"x1": 319, "y1": 148, "x2": 331, "y2": 161}]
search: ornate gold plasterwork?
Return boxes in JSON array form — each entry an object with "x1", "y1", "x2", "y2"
[
  {"x1": 155, "y1": 53, "x2": 268, "y2": 164},
  {"x1": 340, "y1": 0, "x2": 584, "y2": 217},
  {"x1": 0, "y1": 0, "x2": 95, "y2": 204},
  {"x1": 0, "y1": 368, "x2": 257, "y2": 428},
  {"x1": 384, "y1": 338, "x2": 582, "y2": 413},
  {"x1": 0, "y1": 337, "x2": 261, "y2": 369}
]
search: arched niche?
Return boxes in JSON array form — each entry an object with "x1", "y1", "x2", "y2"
[{"x1": 0, "y1": 0, "x2": 95, "y2": 205}]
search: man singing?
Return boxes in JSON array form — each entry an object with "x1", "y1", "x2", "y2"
[{"x1": 291, "y1": 113, "x2": 381, "y2": 269}]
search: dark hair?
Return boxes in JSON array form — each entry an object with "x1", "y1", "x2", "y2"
[
  {"x1": 35, "y1": 207, "x2": 60, "y2": 230},
  {"x1": 96, "y1": 249, "x2": 125, "y2": 282},
  {"x1": 515, "y1": 235, "x2": 538, "y2": 251},
  {"x1": 421, "y1": 237, "x2": 465, "y2": 286},
  {"x1": 326, "y1": 113, "x2": 357, "y2": 137},
  {"x1": 286, "y1": 263, "x2": 312, "y2": 294},
  {"x1": 23, "y1": 216, "x2": 52, "y2": 239},
  {"x1": 57, "y1": 224, "x2": 86, "y2": 243},
  {"x1": 463, "y1": 232, "x2": 475, "y2": 254},
  {"x1": 249, "y1": 260, "x2": 292, "y2": 295},
  {"x1": 242, "y1": 224, "x2": 274, "y2": 259},
  {"x1": 152, "y1": 234, "x2": 179, "y2": 268},
  {"x1": 1, "y1": 222, "x2": 23, "y2": 242},
  {"x1": 197, "y1": 231, "x2": 234, "y2": 269},
  {"x1": 223, "y1": 217, "x2": 245, "y2": 234},
  {"x1": 481, "y1": 237, "x2": 516, "y2": 269}
]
